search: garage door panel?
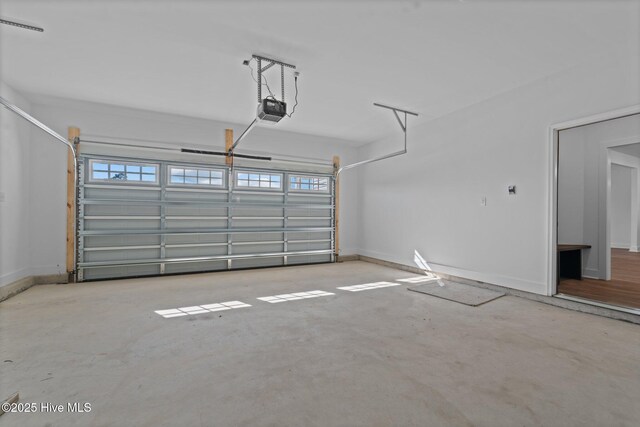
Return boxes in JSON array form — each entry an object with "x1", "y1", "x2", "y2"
[
  {"x1": 232, "y1": 232, "x2": 284, "y2": 242},
  {"x1": 165, "y1": 245, "x2": 228, "y2": 258},
  {"x1": 77, "y1": 157, "x2": 334, "y2": 281},
  {"x1": 165, "y1": 219, "x2": 228, "y2": 229},
  {"x1": 84, "y1": 219, "x2": 161, "y2": 230},
  {"x1": 165, "y1": 192, "x2": 228, "y2": 203},
  {"x1": 84, "y1": 248, "x2": 161, "y2": 262},
  {"x1": 84, "y1": 235, "x2": 161, "y2": 248},
  {"x1": 165, "y1": 234, "x2": 228, "y2": 245},
  {"x1": 84, "y1": 187, "x2": 161, "y2": 201},
  {"x1": 233, "y1": 243, "x2": 285, "y2": 255},
  {"x1": 232, "y1": 257, "x2": 284, "y2": 270},
  {"x1": 288, "y1": 241, "x2": 332, "y2": 252},
  {"x1": 83, "y1": 264, "x2": 161, "y2": 281},
  {"x1": 164, "y1": 260, "x2": 227, "y2": 275},
  {"x1": 232, "y1": 207, "x2": 283, "y2": 217},
  {"x1": 288, "y1": 231, "x2": 332, "y2": 241},
  {"x1": 233, "y1": 219, "x2": 283, "y2": 228},
  {"x1": 231, "y1": 193, "x2": 283, "y2": 204},
  {"x1": 286, "y1": 207, "x2": 332, "y2": 216},
  {"x1": 288, "y1": 254, "x2": 332, "y2": 265},
  {"x1": 287, "y1": 195, "x2": 332, "y2": 205},
  {"x1": 287, "y1": 218, "x2": 332, "y2": 228},
  {"x1": 85, "y1": 204, "x2": 161, "y2": 216},
  {"x1": 165, "y1": 206, "x2": 227, "y2": 216}
]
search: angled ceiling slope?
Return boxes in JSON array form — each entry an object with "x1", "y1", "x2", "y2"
[{"x1": 1, "y1": 0, "x2": 638, "y2": 145}]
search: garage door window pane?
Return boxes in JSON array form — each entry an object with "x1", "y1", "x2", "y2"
[{"x1": 170, "y1": 168, "x2": 184, "y2": 184}]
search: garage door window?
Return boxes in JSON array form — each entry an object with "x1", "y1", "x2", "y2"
[
  {"x1": 235, "y1": 171, "x2": 282, "y2": 190},
  {"x1": 169, "y1": 166, "x2": 224, "y2": 187},
  {"x1": 90, "y1": 160, "x2": 158, "y2": 184},
  {"x1": 289, "y1": 175, "x2": 329, "y2": 192}
]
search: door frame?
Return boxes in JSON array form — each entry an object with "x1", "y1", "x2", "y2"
[
  {"x1": 547, "y1": 105, "x2": 640, "y2": 296},
  {"x1": 608, "y1": 154, "x2": 640, "y2": 254}
]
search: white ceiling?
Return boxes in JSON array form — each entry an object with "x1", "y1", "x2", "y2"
[{"x1": 1, "y1": 0, "x2": 638, "y2": 145}]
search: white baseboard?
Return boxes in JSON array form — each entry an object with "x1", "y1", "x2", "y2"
[
  {"x1": 1, "y1": 265, "x2": 66, "y2": 288},
  {"x1": 0, "y1": 271, "x2": 68, "y2": 302},
  {"x1": 583, "y1": 268, "x2": 600, "y2": 279},
  {"x1": 629, "y1": 246, "x2": 639, "y2": 253},
  {"x1": 0, "y1": 275, "x2": 36, "y2": 302},
  {"x1": 0, "y1": 268, "x2": 31, "y2": 288},
  {"x1": 357, "y1": 249, "x2": 547, "y2": 295},
  {"x1": 30, "y1": 265, "x2": 66, "y2": 276}
]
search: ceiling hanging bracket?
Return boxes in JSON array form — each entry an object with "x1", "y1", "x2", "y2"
[
  {"x1": 231, "y1": 54, "x2": 297, "y2": 156},
  {"x1": 337, "y1": 103, "x2": 418, "y2": 176}
]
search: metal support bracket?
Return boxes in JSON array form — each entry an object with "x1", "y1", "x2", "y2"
[
  {"x1": 337, "y1": 102, "x2": 418, "y2": 175},
  {"x1": 232, "y1": 54, "x2": 297, "y2": 155},
  {"x1": 254, "y1": 54, "x2": 295, "y2": 104}
]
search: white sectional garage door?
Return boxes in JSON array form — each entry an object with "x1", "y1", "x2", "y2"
[{"x1": 76, "y1": 155, "x2": 335, "y2": 281}]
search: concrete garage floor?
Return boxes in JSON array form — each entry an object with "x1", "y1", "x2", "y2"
[{"x1": 1, "y1": 261, "x2": 639, "y2": 427}]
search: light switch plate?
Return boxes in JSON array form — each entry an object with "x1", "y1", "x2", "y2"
[{"x1": 508, "y1": 185, "x2": 516, "y2": 195}]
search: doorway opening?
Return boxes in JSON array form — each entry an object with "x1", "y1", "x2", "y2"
[{"x1": 554, "y1": 112, "x2": 640, "y2": 311}]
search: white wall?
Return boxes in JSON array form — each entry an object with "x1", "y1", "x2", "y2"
[
  {"x1": 356, "y1": 52, "x2": 639, "y2": 295},
  {"x1": 0, "y1": 82, "x2": 32, "y2": 287},
  {"x1": 558, "y1": 129, "x2": 585, "y2": 245},
  {"x1": 25, "y1": 96, "x2": 360, "y2": 276},
  {"x1": 611, "y1": 164, "x2": 632, "y2": 249}
]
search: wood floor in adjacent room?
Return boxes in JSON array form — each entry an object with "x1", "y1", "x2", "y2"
[{"x1": 558, "y1": 249, "x2": 640, "y2": 309}]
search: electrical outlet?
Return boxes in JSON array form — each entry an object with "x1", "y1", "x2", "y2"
[{"x1": 508, "y1": 185, "x2": 516, "y2": 195}]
